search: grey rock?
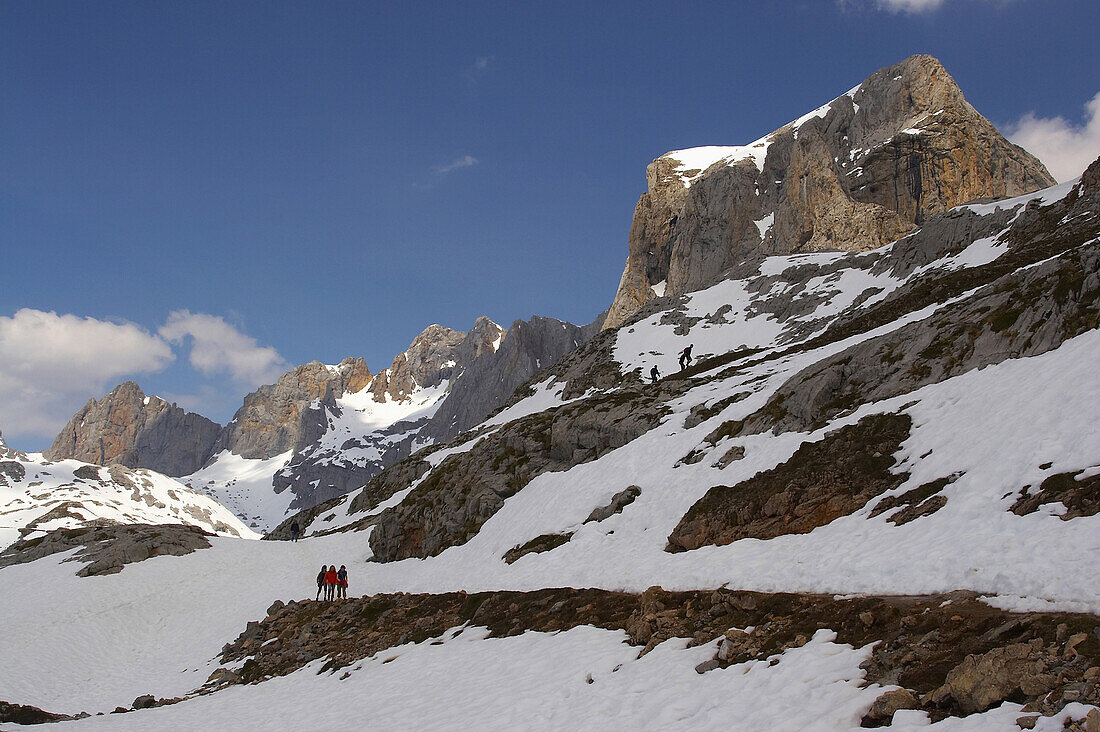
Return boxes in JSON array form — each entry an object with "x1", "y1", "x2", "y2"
[
  {"x1": 0, "y1": 522, "x2": 213, "y2": 576},
  {"x1": 212, "y1": 358, "x2": 372, "y2": 460},
  {"x1": 367, "y1": 384, "x2": 672, "y2": 561},
  {"x1": 421, "y1": 315, "x2": 594, "y2": 444},
  {"x1": 271, "y1": 314, "x2": 604, "y2": 520},
  {"x1": 585, "y1": 486, "x2": 641, "y2": 523},
  {"x1": 369, "y1": 325, "x2": 467, "y2": 403},
  {"x1": 695, "y1": 659, "x2": 720, "y2": 674},
  {"x1": 864, "y1": 689, "x2": 921, "y2": 724},
  {"x1": 932, "y1": 643, "x2": 1051, "y2": 715},
  {"x1": 131, "y1": 695, "x2": 156, "y2": 710},
  {"x1": 604, "y1": 54, "x2": 1055, "y2": 329},
  {"x1": 45, "y1": 381, "x2": 221, "y2": 476},
  {"x1": 741, "y1": 183, "x2": 1100, "y2": 436}
]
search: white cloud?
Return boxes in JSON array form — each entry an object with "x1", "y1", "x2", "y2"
[
  {"x1": 434, "y1": 155, "x2": 479, "y2": 175},
  {"x1": 843, "y1": 0, "x2": 1016, "y2": 13},
  {"x1": 876, "y1": 0, "x2": 945, "y2": 11},
  {"x1": 1006, "y1": 92, "x2": 1100, "y2": 183},
  {"x1": 159, "y1": 310, "x2": 286, "y2": 385},
  {"x1": 0, "y1": 309, "x2": 174, "y2": 444}
]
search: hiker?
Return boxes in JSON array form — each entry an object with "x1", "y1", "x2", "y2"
[
  {"x1": 650, "y1": 365, "x2": 660, "y2": 383},
  {"x1": 290, "y1": 521, "x2": 300, "y2": 542},
  {"x1": 324, "y1": 565, "x2": 338, "y2": 601},
  {"x1": 315, "y1": 565, "x2": 326, "y2": 600},
  {"x1": 337, "y1": 565, "x2": 348, "y2": 599},
  {"x1": 679, "y1": 344, "x2": 693, "y2": 371}
]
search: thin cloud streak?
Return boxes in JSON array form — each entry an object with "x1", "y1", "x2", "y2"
[{"x1": 434, "y1": 155, "x2": 479, "y2": 175}]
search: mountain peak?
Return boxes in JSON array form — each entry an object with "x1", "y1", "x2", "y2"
[
  {"x1": 45, "y1": 381, "x2": 221, "y2": 476},
  {"x1": 604, "y1": 55, "x2": 1055, "y2": 329}
]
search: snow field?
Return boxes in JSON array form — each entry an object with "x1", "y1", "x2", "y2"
[
  {"x1": 0, "y1": 459, "x2": 256, "y2": 549},
  {"x1": 181, "y1": 450, "x2": 292, "y2": 533},
  {"x1": 53, "y1": 627, "x2": 890, "y2": 731},
  {"x1": 0, "y1": 530, "x2": 367, "y2": 712}
]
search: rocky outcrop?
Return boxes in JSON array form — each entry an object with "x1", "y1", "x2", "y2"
[
  {"x1": 420, "y1": 315, "x2": 597, "y2": 443},
  {"x1": 212, "y1": 358, "x2": 372, "y2": 460},
  {"x1": 736, "y1": 187, "x2": 1100, "y2": 437},
  {"x1": 368, "y1": 383, "x2": 672, "y2": 561},
  {"x1": 45, "y1": 382, "x2": 221, "y2": 476},
  {"x1": 604, "y1": 54, "x2": 1055, "y2": 328},
  {"x1": 269, "y1": 315, "x2": 604, "y2": 517},
  {"x1": 668, "y1": 413, "x2": 914, "y2": 551},
  {"x1": 368, "y1": 325, "x2": 467, "y2": 403},
  {"x1": 211, "y1": 587, "x2": 1100, "y2": 726},
  {"x1": 0, "y1": 523, "x2": 213, "y2": 576}
]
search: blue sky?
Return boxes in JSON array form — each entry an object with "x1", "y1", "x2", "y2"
[{"x1": 2, "y1": 0, "x2": 1098, "y2": 449}]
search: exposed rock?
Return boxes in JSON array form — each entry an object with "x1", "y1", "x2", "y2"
[
  {"x1": 585, "y1": 485, "x2": 641, "y2": 523},
  {"x1": 862, "y1": 688, "x2": 920, "y2": 726},
  {"x1": 1011, "y1": 470, "x2": 1100, "y2": 520},
  {"x1": 212, "y1": 586, "x2": 1099, "y2": 729},
  {"x1": 368, "y1": 385, "x2": 671, "y2": 561},
  {"x1": 421, "y1": 316, "x2": 595, "y2": 444},
  {"x1": 0, "y1": 459, "x2": 26, "y2": 486},
  {"x1": 605, "y1": 54, "x2": 1055, "y2": 328},
  {"x1": 667, "y1": 413, "x2": 912, "y2": 551},
  {"x1": 931, "y1": 643, "x2": 1054, "y2": 714},
  {"x1": 132, "y1": 695, "x2": 156, "y2": 710},
  {"x1": 45, "y1": 381, "x2": 221, "y2": 476},
  {"x1": 0, "y1": 700, "x2": 75, "y2": 724},
  {"x1": 0, "y1": 523, "x2": 213, "y2": 576},
  {"x1": 212, "y1": 358, "x2": 372, "y2": 460},
  {"x1": 503, "y1": 533, "x2": 573, "y2": 564},
  {"x1": 369, "y1": 324, "x2": 466, "y2": 403},
  {"x1": 269, "y1": 315, "x2": 605, "y2": 518},
  {"x1": 736, "y1": 195, "x2": 1100, "y2": 436}
]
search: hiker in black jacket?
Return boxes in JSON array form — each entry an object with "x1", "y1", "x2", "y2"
[
  {"x1": 650, "y1": 365, "x2": 660, "y2": 383},
  {"x1": 679, "y1": 344, "x2": 693, "y2": 371},
  {"x1": 290, "y1": 521, "x2": 300, "y2": 542},
  {"x1": 315, "y1": 565, "x2": 326, "y2": 600}
]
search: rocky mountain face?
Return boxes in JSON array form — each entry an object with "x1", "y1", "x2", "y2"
[
  {"x1": 603, "y1": 54, "x2": 1056, "y2": 329},
  {"x1": 270, "y1": 314, "x2": 599, "y2": 513},
  {"x1": 367, "y1": 325, "x2": 469, "y2": 403},
  {"x1": 44, "y1": 312, "x2": 599, "y2": 527},
  {"x1": 209, "y1": 358, "x2": 372, "y2": 460},
  {"x1": 419, "y1": 315, "x2": 601, "y2": 444},
  {"x1": 279, "y1": 155, "x2": 1100, "y2": 562},
  {"x1": 44, "y1": 382, "x2": 221, "y2": 476}
]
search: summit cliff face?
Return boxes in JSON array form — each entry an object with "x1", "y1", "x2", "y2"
[
  {"x1": 44, "y1": 382, "x2": 221, "y2": 477},
  {"x1": 210, "y1": 358, "x2": 372, "y2": 461},
  {"x1": 603, "y1": 54, "x2": 1056, "y2": 329}
]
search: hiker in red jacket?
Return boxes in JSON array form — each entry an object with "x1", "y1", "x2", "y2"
[{"x1": 324, "y1": 565, "x2": 338, "y2": 601}]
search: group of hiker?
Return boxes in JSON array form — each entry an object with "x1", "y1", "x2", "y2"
[
  {"x1": 651, "y1": 344, "x2": 694, "y2": 383},
  {"x1": 316, "y1": 564, "x2": 349, "y2": 601}
]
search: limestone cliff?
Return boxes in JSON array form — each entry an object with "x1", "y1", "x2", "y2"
[
  {"x1": 420, "y1": 315, "x2": 598, "y2": 443},
  {"x1": 368, "y1": 325, "x2": 470, "y2": 403},
  {"x1": 211, "y1": 357, "x2": 372, "y2": 460},
  {"x1": 269, "y1": 314, "x2": 604, "y2": 511},
  {"x1": 44, "y1": 381, "x2": 221, "y2": 476},
  {"x1": 604, "y1": 54, "x2": 1056, "y2": 329}
]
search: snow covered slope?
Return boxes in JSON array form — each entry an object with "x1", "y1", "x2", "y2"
[{"x1": 0, "y1": 439, "x2": 256, "y2": 551}]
